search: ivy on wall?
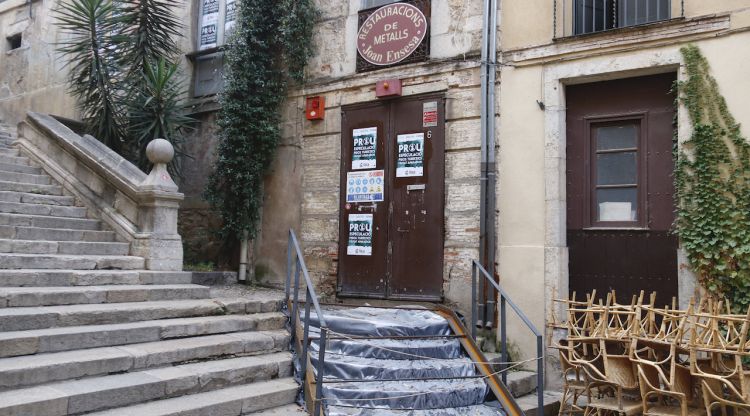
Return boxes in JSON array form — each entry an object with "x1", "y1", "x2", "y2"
[
  {"x1": 204, "y1": 0, "x2": 318, "y2": 241},
  {"x1": 675, "y1": 45, "x2": 750, "y2": 312}
]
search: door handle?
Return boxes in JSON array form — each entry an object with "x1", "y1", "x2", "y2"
[
  {"x1": 397, "y1": 228, "x2": 409, "y2": 233},
  {"x1": 357, "y1": 203, "x2": 377, "y2": 212}
]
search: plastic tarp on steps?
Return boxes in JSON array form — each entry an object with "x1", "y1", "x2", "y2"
[
  {"x1": 309, "y1": 337, "x2": 464, "y2": 361},
  {"x1": 322, "y1": 379, "x2": 489, "y2": 410},
  {"x1": 305, "y1": 307, "x2": 453, "y2": 337},
  {"x1": 297, "y1": 306, "x2": 503, "y2": 414},
  {"x1": 326, "y1": 404, "x2": 506, "y2": 416}
]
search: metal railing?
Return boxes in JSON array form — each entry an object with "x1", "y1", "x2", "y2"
[
  {"x1": 471, "y1": 260, "x2": 544, "y2": 414},
  {"x1": 553, "y1": 0, "x2": 684, "y2": 39},
  {"x1": 286, "y1": 229, "x2": 328, "y2": 416}
]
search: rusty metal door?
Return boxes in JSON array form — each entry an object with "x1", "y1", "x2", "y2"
[
  {"x1": 338, "y1": 102, "x2": 390, "y2": 298},
  {"x1": 338, "y1": 94, "x2": 445, "y2": 300},
  {"x1": 566, "y1": 73, "x2": 678, "y2": 307},
  {"x1": 389, "y1": 95, "x2": 445, "y2": 300}
]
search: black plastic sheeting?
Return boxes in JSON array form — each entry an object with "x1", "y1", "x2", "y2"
[{"x1": 297, "y1": 306, "x2": 504, "y2": 415}]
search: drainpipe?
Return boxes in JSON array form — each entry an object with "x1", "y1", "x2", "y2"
[
  {"x1": 478, "y1": 0, "x2": 498, "y2": 328},
  {"x1": 238, "y1": 230, "x2": 248, "y2": 282}
]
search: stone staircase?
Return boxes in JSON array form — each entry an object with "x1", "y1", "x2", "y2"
[{"x1": 0, "y1": 122, "x2": 303, "y2": 415}]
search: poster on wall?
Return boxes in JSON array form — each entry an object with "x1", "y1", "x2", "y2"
[
  {"x1": 396, "y1": 133, "x2": 424, "y2": 177},
  {"x1": 346, "y1": 170, "x2": 384, "y2": 203},
  {"x1": 199, "y1": 0, "x2": 219, "y2": 50},
  {"x1": 352, "y1": 127, "x2": 377, "y2": 170},
  {"x1": 224, "y1": 0, "x2": 236, "y2": 35},
  {"x1": 347, "y1": 214, "x2": 373, "y2": 256}
]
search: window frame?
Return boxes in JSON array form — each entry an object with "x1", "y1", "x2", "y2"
[
  {"x1": 573, "y1": 0, "x2": 672, "y2": 36},
  {"x1": 583, "y1": 113, "x2": 649, "y2": 229}
]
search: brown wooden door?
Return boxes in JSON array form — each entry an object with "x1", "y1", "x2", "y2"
[
  {"x1": 338, "y1": 94, "x2": 445, "y2": 300},
  {"x1": 566, "y1": 73, "x2": 678, "y2": 307}
]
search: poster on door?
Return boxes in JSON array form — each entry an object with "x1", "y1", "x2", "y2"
[
  {"x1": 347, "y1": 214, "x2": 373, "y2": 256},
  {"x1": 352, "y1": 127, "x2": 377, "y2": 170},
  {"x1": 396, "y1": 133, "x2": 424, "y2": 177},
  {"x1": 346, "y1": 170, "x2": 384, "y2": 202}
]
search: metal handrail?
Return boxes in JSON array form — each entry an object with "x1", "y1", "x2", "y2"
[
  {"x1": 471, "y1": 260, "x2": 545, "y2": 415},
  {"x1": 286, "y1": 229, "x2": 328, "y2": 416}
]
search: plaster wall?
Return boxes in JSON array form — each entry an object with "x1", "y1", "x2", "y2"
[
  {"x1": 501, "y1": 0, "x2": 750, "y2": 51},
  {"x1": 0, "y1": 0, "x2": 76, "y2": 125},
  {"x1": 496, "y1": 23, "x2": 750, "y2": 381}
]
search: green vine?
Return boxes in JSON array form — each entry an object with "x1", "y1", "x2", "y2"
[
  {"x1": 675, "y1": 45, "x2": 750, "y2": 312},
  {"x1": 204, "y1": 0, "x2": 318, "y2": 240}
]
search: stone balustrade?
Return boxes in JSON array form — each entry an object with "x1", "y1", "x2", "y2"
[{"x1": 15, "y1": 112, "x2": 184, "y2": 270}]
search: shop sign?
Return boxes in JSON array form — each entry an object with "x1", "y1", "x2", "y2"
[{"x1": 357, "y1": 2, "x2": 427, "y2": 66}]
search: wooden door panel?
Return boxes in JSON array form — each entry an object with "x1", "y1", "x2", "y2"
[
  {"x1": 338, "y1": 103, "x2": 390, "y2": 297},
  {"x1": 389, "y1": 95, "x2": 445, "y2": 300},
  {"x1": 566, "y1": 73, "x2": 678, "y2": 306}
]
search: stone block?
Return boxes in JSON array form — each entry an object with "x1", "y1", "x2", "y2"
[
  {"x1": 0, "y1": 386, "x2": 69, "y2": 416},
  {"x1": 446, "y1": 119, "x2": 481, "y2": 150},
  {"x1": 446, "y1": 150, "x2": 481, "y2": 180}
]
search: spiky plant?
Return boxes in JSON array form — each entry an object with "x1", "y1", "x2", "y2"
[
  {"x1": 56, "y1": 0, "x2": 127, "y2": 153},
  {"x1": 126, "y1": 58, "x2": 193, "y2": 177}
]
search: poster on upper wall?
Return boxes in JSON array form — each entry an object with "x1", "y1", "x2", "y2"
[
  {"x1": 347, "y1": 214, "x2": 373, "y2": 256},
  {"x1": 346, "y1": 170, "x2": 384, "y2": 203},
  {"x1": 396, "y1": 133, "x2": 424, "y2": 177},
  {"x1": 199, "y1": 0, "x2": 219, "y2": 50},
  {"x1": 352, "y1": 127, "x2": 377, "y2": 170},
  {"x1": 224, "y1": 0, "x2": 236, "y2": 35}
]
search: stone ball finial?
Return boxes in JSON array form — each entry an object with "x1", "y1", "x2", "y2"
[{"x1": 146, "y1": 139, "x2": 174, "y2": 165}]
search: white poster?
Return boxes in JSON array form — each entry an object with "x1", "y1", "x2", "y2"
[
  {"x1": 352, "y1": 127, "x2": 377, "y2": 170},
  {"x1": 224, "y1": 0, "x2": 236, "y2": 35},
  {"x1": 396, "y1": 133, "x2": 424, "y2": 177},
  {"x1": 347, "y1": 214, "x2": 373, "y2": 256},
  {"x1": 199, "y1": 0, "x2": 219, "y2": 50},
  {"x1": 346, "y1": 170, "x2": 384, "y2": 203}
]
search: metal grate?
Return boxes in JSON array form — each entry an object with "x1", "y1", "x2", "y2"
[
  {"x1": 555, "y1": 0, "x2": 683, "y2": 38},
  {"x1": 355, "y1": 0, "x2": 431, "y2": 73}
]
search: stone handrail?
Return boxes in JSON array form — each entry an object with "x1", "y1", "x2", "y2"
[{"x1": 16, "y1": 111, "x2": 184, "y2": 271}]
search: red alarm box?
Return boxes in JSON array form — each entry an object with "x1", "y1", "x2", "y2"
[{"x1": 306, "y1": 96, "x2": 325, "y2": 120}]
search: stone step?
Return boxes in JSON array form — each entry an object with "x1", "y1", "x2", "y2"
[
  {"x1": 0, "y1": 253, "x2": 145, "y2": 270},
  {"x1": 516, "y1": 390, "x2": 563, "y2": 416},
  {"x1": 0, "y1": 312, "x2": 286, "y2": 358},
  {"x1": 0, "y1": 297, "x2": 281, "y2": 331},
  {"x1": 0, "y1": 355, "x2": 294, "y2": 416},
  {"x1": 87, "y1": 378, "x2": 299, "y2": 416},
  {"x1": 0, "y1": 191, "x2": 75, "y2": 206},
  {"x1": 0, "y1": 284, "x2": 210, "y2": 308},
  {"x1": 0, "y1": 270, "x2": 192, "y2": 287},
  {"x1": 248, "y1": 404, "x2": 309, "y2": 415},
  {"x1": 0, "y1": 161, "x2": 40, "y2": 175},
  {"x1": 0, "y1": 212, "x2": 102, "y2": 231},
  {"x1": 0, "y1": 170, "x2": 51, "y2": 185},
  {"x1": 0, "y1": 330, "x2": 289, "y2": 389},
  {"x1": 0, "y1": 147, "x2": 19, "y2": 157},
  {"x1": 0, "y1": 180, "x2": 62, "y2": 195},
  {"x1": 0, "y1": 225, "x2": 115, "y2": 242},
  {"x1": 0, "y1": 239, "x2": 129, "y2": 255},
  {"x1": 0, "y1": 154, "x2": 28, "y2": 166},
  {"x1": 0, "y1": 201, "x2": 86, "y2": 218}
]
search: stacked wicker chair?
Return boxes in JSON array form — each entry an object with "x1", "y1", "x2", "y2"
[{"x1": 552, "y1": 292, "x2": 750, "y2": 416}]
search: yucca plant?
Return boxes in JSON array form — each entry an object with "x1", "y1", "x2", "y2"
[
  {"x1": 126, "y1": 59, "x2": 193, "y2": 177},
  {"x1": 56, "y1": 0, "x2": 127, "y2": 153},
  {"x1": 55, "y1": 0, "x2": 190, "y2": 178}
]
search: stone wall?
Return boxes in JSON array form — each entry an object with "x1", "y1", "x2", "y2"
[{"x1": 0, "y1": 0, "x2": 77, "y2": 125}]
